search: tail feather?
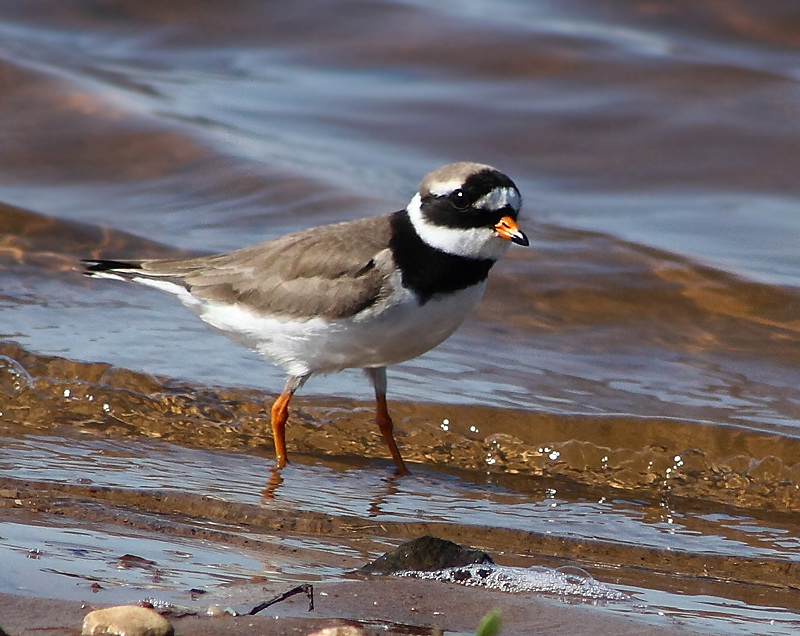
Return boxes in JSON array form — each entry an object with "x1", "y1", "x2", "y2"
[
  {"x1": 82, "y1": 259, "x2": 142, "y2": 274},
  {"x1": 82, "y1": 259, "x2": 192, "y2": 299},
  {"x1": 82, "y1": 259, "x2": 146, "y2": 283}
]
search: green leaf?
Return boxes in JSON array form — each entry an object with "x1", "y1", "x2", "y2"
[{"x1": 475, "y1": 608, "x2": 501, "y2": 636}]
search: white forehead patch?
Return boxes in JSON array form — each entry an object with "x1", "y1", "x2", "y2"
[
  {"x1": 474, "y1": 186, "x2": 521, "y2": 212},
  {"x1": 427, "y1": 179, "x2": 465, "y2": 197}
]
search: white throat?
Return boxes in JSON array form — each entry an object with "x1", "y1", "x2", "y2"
[{"x1": 406, "y1": 193, "x2": 513, "y2": 260}]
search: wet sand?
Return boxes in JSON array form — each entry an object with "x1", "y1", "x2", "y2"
[{"x1": 0, "y1": 579, "x2": 698, "y2": 636}]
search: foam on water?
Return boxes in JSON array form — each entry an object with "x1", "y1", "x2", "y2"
[{"x1": 396, "y1": 564, "x2": 629, "y2": 601}]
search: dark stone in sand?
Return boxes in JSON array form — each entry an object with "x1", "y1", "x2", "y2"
[{"x1": 360, "y1": 536, "x2": 494, "y2": 575}]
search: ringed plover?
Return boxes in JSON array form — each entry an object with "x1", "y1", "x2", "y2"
[{"x1": 83, "y1": 162, "x2": 528, "y2": 474}]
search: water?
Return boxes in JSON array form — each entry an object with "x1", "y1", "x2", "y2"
[
  {"x1": 1, "y1": 1, "x2": 799, "y2": 634},
  {"x1": 1, "y1": 432, "x2": 799, "y2": 633},
  {"x1": 0, "y1": 519, "x2": 265, "y2": 604},
  {"x1": 395, "y1": 564, "x2": 630, "y2": 600}
]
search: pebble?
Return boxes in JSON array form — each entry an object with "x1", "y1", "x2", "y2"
[
  {"x1": 306, "y1": 627, "x2": 366, "y2": 636},
  {"x1": 205, "y1": 604, "x2": 227, "y2": 617},
  {"x1": 82, "y1": 605, "x2": 174, "y2": 636}
]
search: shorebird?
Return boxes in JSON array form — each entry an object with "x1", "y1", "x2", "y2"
[{"x1": 84, "y1": 162, "x2": 528, "y2": 474}]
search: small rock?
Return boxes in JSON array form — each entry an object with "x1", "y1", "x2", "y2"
[
  {"x1": 205, "y1": 604, "x2": 227, "y2": 617},
  {"x1": 307, "y1": 626, "x2": 366, "y2": 636},
  {"x1": 82, "y1": 605, "x2": 174, "y2": 636},
  {"x1": 360, "y1": 535, "x2": 493, "y2": 575},
  {"x1": 116, "y1": 554, "x2": 158, "y2": 570}
]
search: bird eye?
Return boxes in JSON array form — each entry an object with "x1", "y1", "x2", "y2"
[{"x1": 449, "y1": 189, "x2": 470, "y2": 209}]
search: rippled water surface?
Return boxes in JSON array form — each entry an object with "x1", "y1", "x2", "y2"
[{"x1": 1, "y1": 2, "x2": 800, "y2": 635}]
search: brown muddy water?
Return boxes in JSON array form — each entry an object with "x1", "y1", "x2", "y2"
[{"x1": 1, "y1": 2, "x2": 800, "y2": 634}]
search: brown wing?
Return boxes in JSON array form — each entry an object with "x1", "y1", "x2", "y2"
[{"x1": 139, "y1": 214, "x2": 396, "y2": 320}]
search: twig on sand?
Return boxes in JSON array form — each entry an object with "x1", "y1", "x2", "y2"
[{"x1": 247, "y1": 584, "x2": 314, "y2": 615}]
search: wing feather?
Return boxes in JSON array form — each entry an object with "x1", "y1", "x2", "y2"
[{"x1": 134, "y1": 214, "x2": 397, "y2": 320}]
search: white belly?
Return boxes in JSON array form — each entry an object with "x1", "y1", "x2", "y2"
[{"x1": 187, "y1": 283, "x2": 486, "y2": 377}]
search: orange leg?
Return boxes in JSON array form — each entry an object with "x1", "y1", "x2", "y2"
[
  {"x1": 366, "y1": 367, "x2": 409, "y2": 475},
  {"x1": 270, "y1": 375, "x2": 308, "y2": 469},
  {"x1": 270, "y1": 392, "x2": 291, "y2": 468}
]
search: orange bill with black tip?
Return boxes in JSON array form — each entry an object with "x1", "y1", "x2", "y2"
[{"x1": 494, "y1": 215, "x2": 529, "y2": 246}]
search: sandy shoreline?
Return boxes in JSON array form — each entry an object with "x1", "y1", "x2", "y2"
[{"x1": 0, "y1": 577, "x2": 700, "y2": 636}]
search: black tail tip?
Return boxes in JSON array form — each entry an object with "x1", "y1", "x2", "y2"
[{"x1": 81, "y1": 259, "x2": 141, "y2": 274}]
